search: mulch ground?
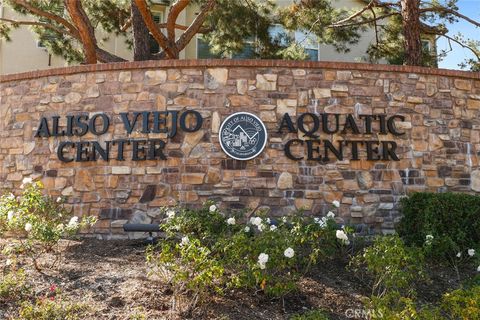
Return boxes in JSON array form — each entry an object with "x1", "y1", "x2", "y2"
[{"x1": 0, "y1": 238, "x2": 474, "y2": 320}]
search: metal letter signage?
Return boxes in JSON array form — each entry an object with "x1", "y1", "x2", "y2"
[{"x1": 219, "y1": 112, "x2": 268, "y2": 161}]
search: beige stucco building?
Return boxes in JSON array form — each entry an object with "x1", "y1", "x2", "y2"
[{"x1": 1, "y1": 0, "x2": 385, "y2": 75}]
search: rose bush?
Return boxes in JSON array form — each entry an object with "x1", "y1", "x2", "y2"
[
  {"x1": 0, "y1": 178, "x2": 96, "y2": 270},
  {"x1": 146, "y1": 201, "x2": 349, "y2": 312}
]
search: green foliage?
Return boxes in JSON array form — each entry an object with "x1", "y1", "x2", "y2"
[
  {"x1": 17, "y1": 296, "x2": 88, "y2": 320},
  {"x1": 279, "y1": 1, "x2": 362, "y2": 54},
  {"x1": 290, "y1": 309, "x2": 331, "y2": 320},
  {"x1": 366, "y1": 291, "x2": 439, "y2": 320},
  {"x1": 0, "y1": 268, "x2": 31, "y2": 303},
  {"x1": 367, "y1": 284, "x2": 480, "y2": 320},
  {"x1": 397, "y1": 192, "x2": 480, "y2": 261},
  {"x1": 146, "y1": 237, "x2": 225, "y2": 304},
  {"x1": 350, "y1": 235, "x2": 424, "y2": 298},
  {"x1": 4, "y1": 0, "x2": 84, "y2": 63},
  {"x1": 202, "y1": 0, "x2": 300, "y2": 59},
  {"x1": 147, "y1": 202, "x2": 347, "y2": 310},
  {"x1": 441, "y1": 285, "x2": 480, "y2": 319},
  {"x1": 0, "y1": 178, "x2": 96, "y2": 270}
]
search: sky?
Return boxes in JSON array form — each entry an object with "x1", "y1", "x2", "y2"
[{"x1": 437, "y1": 0, "x2": 480, "y2": 70}]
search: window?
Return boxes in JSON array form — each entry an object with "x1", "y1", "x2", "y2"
[
  {"x1": 294, "y1": 30, "x2": 319, "y2": 61},
  {"x1": 197, "y1": 37, "x2": 222, "y2": 59},
  {"x1": 232, "y1": 37, "x2": 255, "y2": 59},
  {"x1": 195, "y1": 25, "x2": 320, "y2": 61},
  {"x1": 270, "y1": 24, "x2": 320, "y2": 61},
  {"x1": 422, "y1": 40, "x2": 432, "y2": 52}
]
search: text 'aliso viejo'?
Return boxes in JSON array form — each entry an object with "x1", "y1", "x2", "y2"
[
  {"x1": 34, "y1": 111, "x2": 406, "y2": 162},
  {"x1": 34, "y1": 111, "x2": 202, "y2": 162}
]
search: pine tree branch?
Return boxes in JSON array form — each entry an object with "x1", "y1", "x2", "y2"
[
  {"x1": 65, "y1": 0, "x2": 98, "y2": 64},
  {"x1": 175, "y1": 0, "x2": 216, "y2": 52},
  {"x1": 167, "y1": 0, "x2": 190, "y2": 42},
  {"x1": 329, "y1": 12, "x2": 398, "y2": 28},
  {"x1": 11, "y1": 0, "x2": 79, "y2": 38},
  {"x1": 157, "y1": 23, "x2": 210, "y2": 33},
  {"x1": 441, "y1": 34, "x2": 480, "y2": 61},
  {"x1": 332, "y1": 0, "x2": 376, "y2": 26},
  {"x1": 420, "y1": 6, "x2": 480, "y2": 28},
  {"x1": 134, "y1": 0, "x2": 176, "y2": 58},
  {"x1": 0, "y1": 17, "x2": 70, "y2": 36},
  {"x1": 120, "y1": 18, "x2": 132, "y2": 32}
]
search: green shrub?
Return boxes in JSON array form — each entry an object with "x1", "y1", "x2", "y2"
[
  {"x1": 397, "y1": 192, "x2": 480, "y2": 260},
  {"x1": 17, "y1": 296, "x2": 88, "y2": 320},
  {"x1": 366, "y1": 291, "x2": 440, "y2": 320},
  {"x1": 441, "y1": 285, "x2": 480, "y2": 319},
  {"x1": 147, "y1": 201, "x2": 347, "y2": 311},
  {"x1": 367, "y1": 285, "x2": 480, "y2": 320},
  {"x1": 146, "y1": 237, "x2": 225, "y2": 313},
  {"x1": 290, "y1": 309, "x2": 331, "y2": 320},
  {"x1": 350, "y1": 235, "x2": 424, "y2": 298},
  {"x1": 0, "y1": 268, "x2": 31, "y2": 303},
  {"x1": 0, "y1": 178, "x2": 96, "y2": 270}
]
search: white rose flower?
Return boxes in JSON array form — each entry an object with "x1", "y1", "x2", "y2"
[
  {"x1": 468, "y1": 249, "x2": 475, "y2": 257},
  {"x1": 166, "y1": 210, "x2": 175, "y2": 219},
  {"x1": 314, "y1": 217, "x2": 327, "y2": 228},
  {"x1": 327, "y1": 211, "x2": 335, "y2": 219},
  {"x1": 250, "y1": 217, "x2": 262, "y2": 226},
  {"x1": 244, "y1": 226, "x2": 250, "y2": 233},
  {"x1": 335, "y1": 230, "x2": 348, "y2": 242},
  {"x1": 68, "y1": 216, "x2": 79, "y2": 227},
  {"x1": 270, "y1": 225, "x2": 277, "y2": 231},
  {"x1": 258, "y1": 253, "x2": 269, "y2": 269},
  {"x1": 20, "y1": 177, "x2": 33, "y2": 189},
  {"x1": 266, "y1": 218, "x2": 271, "y2": 224},
  {"x1": 284, "y1": 247, "x2": 295, "y2": 258},
  {"x1": 332, "y1": 200, "x2": 340, "y2": 208},
  {"x1": 257, "y1": 224, "x2": 265, "y2": 232},
  {"x1": 7, "y1": 211, "x2": 14, "y2": 221},
  {"x1": 209, "y1": 204, "x2": 217, "y2": 212},
  {"x1": 180, "y1": 236, "x2": 190, "y2": 246},
  {"x1": 226, "y1": 217, "x2": 236, "y2": 225},
  {"x1": 24, "y1": 223, "x2": 32, "y2": 232},
  {"x1": 456, "y1": 252, "x2": 462, "y2": 258}
]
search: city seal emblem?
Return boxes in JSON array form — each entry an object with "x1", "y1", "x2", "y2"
[{"x1": 219, "y1": 112, "x2": 267, "y2": 161}]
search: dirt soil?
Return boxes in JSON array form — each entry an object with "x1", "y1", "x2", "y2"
[{"x1": 0, "y1": 238, "x2": 474, "y2": 320}]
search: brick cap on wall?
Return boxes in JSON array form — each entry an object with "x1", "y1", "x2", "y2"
[{"x1": 1, "y1": 59, "x2": 479, "y2": 83}]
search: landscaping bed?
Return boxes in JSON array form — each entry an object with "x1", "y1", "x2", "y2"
[{"x1": 1, "y1": 238, "x2": 476, "y2": 320}]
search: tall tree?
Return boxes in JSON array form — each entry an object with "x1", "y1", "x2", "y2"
[
  {"x1": 130, "y1": 0, "x2": 151, "y2": 61},
  {"x1": 0, "y1": 0, "x2": 298, "y2": 64},
  {"x1": 283, "y1": 0, "x2": 480, "y2": 69},
  {"x1": 401, "y1": 0, "x2": 422, "y2": 66}
]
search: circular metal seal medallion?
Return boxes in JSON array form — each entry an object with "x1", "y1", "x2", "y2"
[{"x1": 219, "y1": 112, "x2": 268, "y2": 161}]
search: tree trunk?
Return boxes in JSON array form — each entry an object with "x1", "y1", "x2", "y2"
[
  {"x1": 131, "y1": 0, "x2": 152, "y2": 61},
  {"x1": 401, "y1": 0, "x2": 422, "y2": 66},
  {"x1": 134, "y1": 0, "x2": 177, "y2": 59},
  {"x1": 65, "y1": 0, "x2": 98, "y2": 64}
]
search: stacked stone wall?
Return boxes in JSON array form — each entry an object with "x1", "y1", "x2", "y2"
[{"x1": 1, "y1": 60, "x2": 480, "y2": 237}]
